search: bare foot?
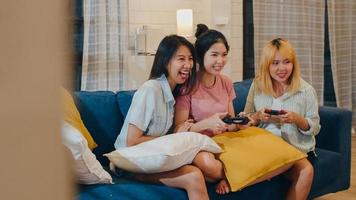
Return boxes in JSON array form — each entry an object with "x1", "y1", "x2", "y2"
[{"x1": 215, "y1": 179, "x2": 230, "y2": 195}]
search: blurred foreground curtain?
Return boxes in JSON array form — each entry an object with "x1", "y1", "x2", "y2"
[
  {"x1": 327, "y1": 0, "x2": 356, "y2": 126},
  {"x1": 81, "y1": 0, "x2": 128, "y2": 91},
  {"x1": 253, "y1": 0, "x2": 325, "y2": 104}
]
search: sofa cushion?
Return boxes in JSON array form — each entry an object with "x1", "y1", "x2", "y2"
[
  {"x1": 78, "y1": 176, "x2": 289, "y2": 200},
  {"x1": 116, "y1": 90, "x2": 135, "y2": 118},
  {"x1": 74, "y1": 91, "x2": 124, "y2": 166},
  {"x1": 78, "y1": 179, "x2": 188, "y2": 200},
  {"x1": 233, "y1": 79, "x2": 252, "y2": 114},
  {"x1": 105, "y1": 132, "x2": 222, "y2": 173}
]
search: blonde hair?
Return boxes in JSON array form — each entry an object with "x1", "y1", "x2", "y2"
[{"x1": 255, "y1": 38, "x2": 301, "y2": 97}]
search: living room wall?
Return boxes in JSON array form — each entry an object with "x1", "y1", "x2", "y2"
[
  {"x1": 73, "y1": 0, "x2": 243, "y2": 90},
  {"x1": 126, "y1": 0, "x2": 243, "y2": 89}
]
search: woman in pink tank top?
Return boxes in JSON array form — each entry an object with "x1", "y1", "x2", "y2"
[
  {"x1": 175, "y1": 24, "x2": 245, "y2": 194},
  {"x1": 175, "y1": 25, "x2": 300, "y2": 197}
]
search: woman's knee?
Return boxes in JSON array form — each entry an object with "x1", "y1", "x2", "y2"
[
  {"x1": 193, "y1": 152, "x2": 222, "y2": 179},
  {"x1": 193, "y1": 152, "x2": 222, "y2": 172}
]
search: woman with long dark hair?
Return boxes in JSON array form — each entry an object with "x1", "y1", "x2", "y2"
[{"x1": 115, "y1": 35, "x2": 209, "y2": 200}]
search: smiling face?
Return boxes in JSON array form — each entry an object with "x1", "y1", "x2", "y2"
[
  {"x1": 203, "y1": 42, "x2": 228, "y2": 76},
  {"x1": 166, "y1": 45, "x2": 194, "y2": 89},
  {"x1": 269, "y1": 51, "x2": 293, "y2": 85}
]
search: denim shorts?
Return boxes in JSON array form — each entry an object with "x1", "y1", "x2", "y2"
[{"x1": 307, "y1": 150, "x2": 318, "y2": 165}]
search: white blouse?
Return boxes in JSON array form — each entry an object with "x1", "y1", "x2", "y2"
[{"x1": 115, "y1": 75, "x2": 175, "y2": 149}]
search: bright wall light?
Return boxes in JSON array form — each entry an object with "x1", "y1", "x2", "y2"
[{"x1": 176, "y1": 9, "x2": 193, "y2": 37}]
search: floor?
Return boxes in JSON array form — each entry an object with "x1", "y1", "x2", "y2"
[{"x1": 314, "y1": 135, "x2": 355, "y2": 200}]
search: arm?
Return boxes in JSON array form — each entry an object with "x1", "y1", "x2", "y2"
[
  {"x1": 280, "y1": 86, "x2": 320, "y2": 135},
  {"x1": 243, "y1": 82, "x2": 256, "y2": 114},
  {"x1": 298, "y1": 86, "x2": 320, "y2": 135},
  {"x1": 223, "y1": 76, "x2": 239, "y2": 131},
  {"x1": 243, "y1": 82, "x2": 259, "y2": 126},
  {"x1": 280, "y1": 111, "x2": 310, "y2": 131},
  {"x1": 175, "y1": 107, "x2": 227, "y2": 134},
  {"x1": 174, "y1": 109, "x2": 195, "y2": 132},
  {"x1": 227, "y1": 101, "x2": 239, "y2": 131},
  {"x1": 174, "y1": 108, "x2": 191, "y2": 130},
  {"x1": 124, "y1": 84, "x2": 160, "y2": 146},
  {"x1": 175, "y1": 93, "x2": 228, "y2": 134},
  {"x1": 189, "y1": 113, "x2": 228, "y2": 134},
  {"x1": 126, "y1": 124, "x2": 156, "y2": 146}
]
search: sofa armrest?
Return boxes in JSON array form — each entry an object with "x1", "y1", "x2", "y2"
[
  {"x1": 317, "y1": 106, "x2": 352, "y2": 153},
  {"x1": 316, "y1": 106, "x2": 352, "y2": 190}
]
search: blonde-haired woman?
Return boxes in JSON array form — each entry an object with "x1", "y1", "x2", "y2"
[{"x1": 245, "y1": 38, "x2": 320, "y2": 200}]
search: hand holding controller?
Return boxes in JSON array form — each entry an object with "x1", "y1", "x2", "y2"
[
  {"x1": 222, "y1": 115, "x2": 250, "y2": 125},
  {"x1": 264, "y1": 109, "x2": 287, "y2": 115}
]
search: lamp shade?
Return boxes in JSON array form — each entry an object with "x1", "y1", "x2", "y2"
[{"x1": 176, "y1": 9, "x2": 193, "y2": 37}]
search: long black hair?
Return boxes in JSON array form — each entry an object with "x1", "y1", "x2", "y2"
[
  {"x1": 149, "y1": 34, "x2": 197, "y2": 97},
  {"x1": 194, "y1": 24, "x2": 230, "y2": 71}
]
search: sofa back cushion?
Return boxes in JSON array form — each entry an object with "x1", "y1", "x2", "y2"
[
  {"x1": 116, "y1": 90, "x2": 136, "y2": 118},
  {"x1": 233, "y1": 79, "x2": 253, "y2": 114},
  {"x1": 116, "y1": 79, "x2": 253, "y2": 119},
  {"x1": 74, "y1": 91, "x2": 124, "y2": 166}
]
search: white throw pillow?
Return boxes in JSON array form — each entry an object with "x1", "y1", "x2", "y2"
[
  {"x1": 61, "y1": 122, "x2": 112, "y2": 184},
  {"x1": 105, "y1": 132, "x2": 222, "y2": 173}
]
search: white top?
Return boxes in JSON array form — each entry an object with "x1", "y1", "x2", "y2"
[
  {"x1": 265, "y1": 97, "x2": 283, "y2": 137},
  {"x1": 244, "y1": 79, "x2": 321, "y2": 153},
  {"x1": 114, "y1": 75, "x2": 175, "y2": 149}
]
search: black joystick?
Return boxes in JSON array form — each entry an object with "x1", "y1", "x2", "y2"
[
  {"x1": 222, "y1": 115, "x2": 250, "y2": 125},
  {"x1": 264, "y1": 109, "x2": 286, "y2": 115}
]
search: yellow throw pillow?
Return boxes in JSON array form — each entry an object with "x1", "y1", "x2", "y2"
[
  {"x1": 61, "y1": 87, "x2": 97, "y2": 150},
  {"x1": 213, "y1": 127, "x2": 306, "y2": 192}
]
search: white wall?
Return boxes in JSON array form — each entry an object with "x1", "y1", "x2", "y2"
[{"x1": 127, "y1": 0, "x2": 243, "y2": 89}]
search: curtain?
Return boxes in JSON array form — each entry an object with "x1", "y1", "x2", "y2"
[
  {"x1": 253, "y1": 0, "x2": 325, "y2": 104},
  {"x1": 81, "y1": 0, "x2": 128, "y2": 91},
  {"x1": 327, "y1": 0, "x2": 356, "y2": 127}
]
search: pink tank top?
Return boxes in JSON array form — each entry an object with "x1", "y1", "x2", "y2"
[{"x1": 176, "y1": 74, "x2": 236, "y2": 137}]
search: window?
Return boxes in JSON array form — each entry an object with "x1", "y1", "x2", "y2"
[{"x1": 242, "y1": 0, "x2": 336, "y2": 106}]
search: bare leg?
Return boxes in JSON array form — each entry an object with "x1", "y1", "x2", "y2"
[
  {"x1": 135, "y1": 165, "x2": 209, "y2": 200},
  {"x1": 192, "y1": 151, "x2": 229, "y2": 194},
  {"x1": 284, "y1": 158, "x2": 314, "y2": 200},
  {"x1": 193, "y1": 151, "x2": 224, "y2": 180}
]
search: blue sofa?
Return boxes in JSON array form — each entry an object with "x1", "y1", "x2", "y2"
[{"x1": 75, "y1": 79, "x2": 352, "y2": 200}]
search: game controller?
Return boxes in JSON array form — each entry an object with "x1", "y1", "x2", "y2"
[
  {"x1": 264, "y1": 109, "x2": 286, "y2": 115},
  {"x1": 222, "y1": 115, "x2": 250, "y2": 125}
]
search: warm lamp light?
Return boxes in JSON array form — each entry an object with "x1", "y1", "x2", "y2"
[{"x1": 176, "y1": 9, "x2": 193, "y2": 37}]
